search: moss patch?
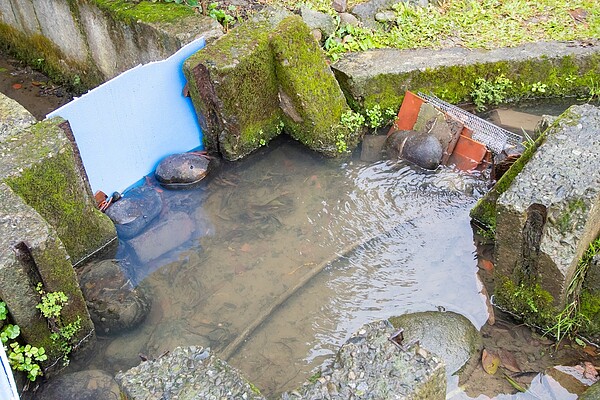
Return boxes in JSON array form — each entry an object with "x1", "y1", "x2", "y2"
[
  {"x1": 93, "y1": 0, "x2": 195, "y2": 24},
  {"x1": 184, "y1": 19, "x2": 284, "y2": 160},
  {"x1": 271, "y1": 16, "x2": 358, "y2": 156},
  {"x1": 2, "y1": 119, "x2": 116, "y2": 264}
]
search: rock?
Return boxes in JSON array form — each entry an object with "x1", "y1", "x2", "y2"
[
  {"x1": 494, "y1": 104, "x2": 600, "y2": 307},
  {"x1": 126, "y1": 211, "x2": 194, "y2": 264},
  {"x1": 105, "y1": 186, "x2": 162, "y2": 239},
  {"x1": 402, "y1": 132, "x2": 443, "y2": 170},
  {"x1": 0, "y1": 92, "x2": 36, "y2": 141},
  {"x1": 374, "y1": 10, "x2": 396, "y2": 22},
  {"x1": 116, "y1": 346, "x2": 266, "y2": 400},
  {"x1": 581, "y1": 380, "x2": 600, "y2": 400},
  {"x1": 360, "y1": 134, "x2": 387, "y2": 162},
  {"x1": 79, "y1": 259, "x2": 151, "y2": 336},
  {"x1": 351, "y1": 0, "x2": 400, "y2": 28},
  {"x1": 389, "y1": 311, "x2": 482, "y2": 375},
  {"x1": 283, "y1": 320, "x2": 446, "y2": 399},
  {"x1": 385, "y1": 129, "x2": 418, "y2": 160},
  {"x1": 154, "y1": 152, "x2": 211, "y2": 189},
  {"x1": 332, "y1": 0, "x2": 347, "y2": 12},
  {"x1": 547, "y1": 364, "x2": 599, "y2": 396},
  {"x1": 311, "y1": 28, "x2": 322, "y2": 43},
  {"x1": 104, "y1": 329, "x2": 151, "y2": 368},
  {"x1": 534, "y1": 114, "x2": 558, "y2": 138},
  {"x1": 271, "y1": 16, "x2": 361, "y2": 156},
  {"x1": 338, "y1": 12, "x2": 359, "y2": 27},
  {"x1": 37, "y1": 369, "x2": 121, "y2": 400},
  {"x1": 0, "y1": 183, "x2": 95, "y2": 361},
  {"x1": 145, "y1": 320, "x2": 211, "y2": 357},
  {"x1": 299, "y1": 6, "x2": 336, "y2": 38}
]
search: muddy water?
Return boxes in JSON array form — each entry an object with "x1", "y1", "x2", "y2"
[{"x1": 70, "y1": 136, "x2": 489, "y2": 397}]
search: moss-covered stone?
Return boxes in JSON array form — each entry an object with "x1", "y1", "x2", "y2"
[
  {"x1": 332, "y1": 45, "x2": 600, "y2": 115},
  {"x1": 0, "y1": 118, "x2": 116, "y2": 265},
  {"x1": 93, "y1": 0, "x2": 195, "y2": 24},
  {"x1": 270, "y1": 16, "x2": 360, "y2": 156},
  {"x1": 184, "y1": 18, "x2": 285, "y2": 160}
]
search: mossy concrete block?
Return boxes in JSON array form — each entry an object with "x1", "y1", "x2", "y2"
[
  {"x1": 271, "y1": 16, "x2": 359, "y2": 156},
  {"x1": 0, "y1": 117, "x2": 116, "y2": 265},
  {"x1": 332, "y1": 42, "x2": 600, "y2": 112},
  {"x1": 0, "y1": 92, "x2": 36, "y2": 140},
  {"x1": 495, "y1": 105, "x2": 600, "y2": 307},
  {"x1": 0, "y1": 183, "x2": 94, "y2": 360},
  {"x1": 184, "y1": 18, "x2": 286, "y2": 160}
]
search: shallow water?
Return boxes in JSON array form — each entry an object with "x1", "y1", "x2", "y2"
[{"x1": 70, "y1": 136, "x2": 490, "y2": 397}]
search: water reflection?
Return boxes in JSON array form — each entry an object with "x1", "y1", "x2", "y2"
[{"x1": 72, "y1": 135, "x2": 490, "y2": 397}]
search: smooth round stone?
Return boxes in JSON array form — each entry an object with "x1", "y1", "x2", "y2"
[
  {"x1": 155, "y1": 153, "x2": 211, "y2": 189},
  {"x1": 402, "y1": 132, "x2": 443, "y2": 170},
  {"x1": 375, "y1": 10, "x2": 396, "y2": 22},
  {"x1": 384, "y1": 129, "x2": 418, "y2": 160},
  {"x1": 80, "y1": 259, "x2": 151, "y2": 336},
  {"x1": 38, "y1": 369, "x2": 121, "y2": 400},
  {"x1": 105, "y1": 186, "x2": 162, "y2": 239}
]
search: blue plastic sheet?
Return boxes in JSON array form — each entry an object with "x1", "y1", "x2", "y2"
[{"x1": 48, "y1": 38, "x2": 206, "y2": 195}]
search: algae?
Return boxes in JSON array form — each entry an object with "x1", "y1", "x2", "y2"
[{"x1": 93, "y1": 0, "x2": 195, "y2": 24}]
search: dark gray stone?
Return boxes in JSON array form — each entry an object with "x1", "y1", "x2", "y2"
[
  {"x1": 385, "y1": 129, "x2": 418, "y2": 160},
  {"x1": 332, "y1": 0, "x2": 347, "y2": 13},
  {"x1": 338, "y1": 12, "x2": 359, "y2": 27},
  {"x1": 116, "y1": 347, "x2": 266, "y2": 400},
  {"x1": 351, "y1": 0, "x2": 406, "y2": 28},
  {"x1": 105, "y1": 186, "x2": 163, "y2": 239},
  {"x1": 402, "y1": 132, "x2": 443, "y2": 170},
  {"x1": 300, "y1": 6, "x2": 336, "y2": 37},
  {"x1": 37, "y1": 369, "x2": 121, "y2": 400},
  {"x1": 79, "y1": 259, "x2": 151, "y2": 336},
  {"x1": 389, "y1": 311, "x2": 482, "y2": 375},
  {"x1": 283, "y1": 320, "x2": 446, "y2": 399},
  {"x1": 155, "y1": 152, "x2": 211, "y2": 189},
  {"x1": 495, "y1": 104, "x2": 600, "y2": 306}
]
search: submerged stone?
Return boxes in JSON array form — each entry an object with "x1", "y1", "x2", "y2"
[
  {"x1": 155, "y1": 152, "x2": 211, "y2": 189},
  {"x1": 79, "y1": 259, "x2": 151, "y2": 336},
  {"x1": 105, "y1": 186, "x2": 162, "y2": 239},
  {"x1": 36, "y1": 369, "x2": 121, "y2": 400}
]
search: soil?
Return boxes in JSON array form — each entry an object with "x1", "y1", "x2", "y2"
[{"x1": 0, "y1": 49, "x2": 72, "y2": 120}]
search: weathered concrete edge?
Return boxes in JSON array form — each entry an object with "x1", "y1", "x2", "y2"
[{"x1": 332, "y1": 41, "x2": 600, "y2": 111}]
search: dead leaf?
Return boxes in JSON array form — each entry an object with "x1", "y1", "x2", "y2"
[
  {"x1": 499, "y1": 349, "x2": 521, "y2": 373},
  {"x1": 11, "y1": 83, "x2": 22, "y2": 90},
  {"x1": 583, "y1": 346, "x2": 598, "y2": 357},
  {"x1": 482, "y1": 348, "x2": 501, "y2": 375},
  {"x1": 568, "y1": 8, "x2": 588, "y2": 24},
  {"x1": 478, "y1": 259, "x2": 494, "y2": 272}
]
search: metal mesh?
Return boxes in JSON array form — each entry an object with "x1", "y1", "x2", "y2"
[{"x1": 417, "y1": 92, "x2": 522, "y2": 154}]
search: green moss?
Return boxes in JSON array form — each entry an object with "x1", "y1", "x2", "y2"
[
  {"x1": 494, "y1": 274, "x2": 556, "y2": 329},
  {"x1": 3, "y1": 119, "x2": 116, "y2": 264},
  {"x1": 0, "y1": 23, "x2": 102, "y2": 93},
  {"x1": 93, "y1": 0, "x2": 195, "y2": 24},
  {"x1": 271, "y1": 16, "x2": 358, "y2": 156}
]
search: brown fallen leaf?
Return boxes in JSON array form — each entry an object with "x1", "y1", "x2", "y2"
[
  {"x1": 482, "y1": 348, "x2": 501, "y2": 375},
  {"x1": 11, "y1": 83, "x2": 22, "y2": 90},
  {"x1": 499, "y1": 349, "x2": 521, "y2": 373},
  {"x1": 583, "y1": 345, "x2": 598, "y2": 357},
  {"x1": 568, "y1": 8, "x2": 588, "y2": 24},
  {"x1": 478, "y1": 258, "x2": 494, "y2": 272}
]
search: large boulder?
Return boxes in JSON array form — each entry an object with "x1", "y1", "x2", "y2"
[
  {"x1": 283, "y1": 320, "x2": 446, "y2": 399},
  {"x1": 115, "y1": 346, "x2": 266, "y2": 399},
  {"x1": 389, "y1": 311, "x2": 482, "y2": 376},
  {"x1": 35, "y1": 369, "x2": 121, "y2": 400}
]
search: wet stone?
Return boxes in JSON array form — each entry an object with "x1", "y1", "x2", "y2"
[
  {"x1": 283, "y1": 320, "x2": 446, "y2": 399},
  {"x1": 116, "y1": 346, "x2": 266, "y2": 400},
  {"x1": 79, "y1": 259, "x2": 151, "y2": 336},
  {"x1": 37, "y1": 369, "x2": 121, "y2": 400},
  {"x1": 154, "y1": 152, "x2": 211, "y2": 189},
  {"x1": 105, "y1": 186, "x2": 162, "y2": 239},
  {"x1": 384, "y1": 129, "x2": 418, "y2": 160},
  {"x1": 402, "y1": 132, "x2": 443, "y2": 170}
]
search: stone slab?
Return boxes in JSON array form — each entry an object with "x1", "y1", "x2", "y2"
[
  {"x1": 0, "y1": 92, "x2": 36, "y2": 141},
  {"x1": 495, "y1": 104, "x2": 600, "y2": 305}
]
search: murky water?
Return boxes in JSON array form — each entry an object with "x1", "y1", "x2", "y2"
[{"x1": 68, "y1": 136, "x2": 490, "y2": 397}]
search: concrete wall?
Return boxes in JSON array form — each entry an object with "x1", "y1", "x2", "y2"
[{"x1": 0, "y1": 0, "x2": 222, "y2": 86}]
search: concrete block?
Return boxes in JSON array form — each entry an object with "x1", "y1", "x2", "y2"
[
  {"x1": 495, "y1": 105, "x2": 600, "y2": 306},
  {"x1": 0, "y1": 183, "x2": 94, "y2": 359},
  {"x1": 0, "y1": 92, "x2": 36, "y2": 141},
  {"x1": 8, "y1": 0, "x2": 40, "y2": 35},
  {"x1": 0, "y1": 1, "x2": 19, "y2": 29}
]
